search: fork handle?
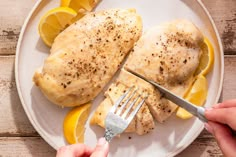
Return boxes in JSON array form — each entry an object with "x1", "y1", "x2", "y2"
[{"x1": 104, "y1": 128, "x2": 114, "y2": 142}]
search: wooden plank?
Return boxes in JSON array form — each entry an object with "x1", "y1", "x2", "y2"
[
  {"x1": 221, "y1": 56, "x2": 236, "y2": 100},
  {"x1": 0, "y1": 56, "x2": 37, "y2": 136},
  {"x1": 178, "y1": 130, "x2": 223, "y2": 156},
  {"x1": 177, "y1": 137, "x2": 222, "y2": 157},
  {"x1": 203, "y1": 0, "x2": 236, "y2": 54},
  {"x1": 0, "y1": 0, "x2": 235, "y2": 55},
  {"x1": 0, "y1": 137, "x2": 56, "y2": 157},
  {"x1": 0, "y1": 0, "x2": 36, "y2": 55}
]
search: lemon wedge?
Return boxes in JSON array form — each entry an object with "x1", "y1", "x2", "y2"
[
  {"x1": 60, "y1": 0, "x2": 100, "y2": 12},
  {"x1": 63, "y1": 103, "x2": 91, "y2": 144},
  {"x1": 176, "y1": 75, "x2": 208, "y2": 119},
  {"x1": 38, "y1": 7, "x2": 77, "y2": 47},
  {"x1": 194, "y1": 37, "x2": 214, "y2": 76}
]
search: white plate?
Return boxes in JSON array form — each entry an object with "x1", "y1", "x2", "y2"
[{"x1": 15, "y1": 0, "x2": 224, "y2": 156}]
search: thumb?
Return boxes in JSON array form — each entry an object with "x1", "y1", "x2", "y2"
[
  {"x1": 90, "y1": 138, "x2": 109, "y2": 157},
  {"x1": 205, "y1": 122, "x2": 236, "y2": 157}
]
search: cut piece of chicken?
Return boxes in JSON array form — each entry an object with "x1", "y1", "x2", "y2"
[
  {"x1": 91, "y1": 80, "x2": 155, "y2": 135},
  {"x1": 105, "y1": 82, "x2": 155, "y2": 135},
  {"x1": 33, "y1": 9, "x2": 142, "y2": 107},
  {"x1": 135, "y1": 103, "x2": 155, "y2": 135}
]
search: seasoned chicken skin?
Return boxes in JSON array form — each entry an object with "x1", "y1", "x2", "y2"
[
  {"x1": 33, "y1": 9, "x2": 142, "y2": 107},
  {"x1": 125, "y1": 20, "x2": 203, "y2": 88}
]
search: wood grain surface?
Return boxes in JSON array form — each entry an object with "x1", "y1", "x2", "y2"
[
  {"x1": 0, "y1": 137, "x2": 55, "y2": 156},
  {"x1": 0, "y1": 0, "x2": 36, "y2": 55},
  {"x1": 0, "y1": 0, "x2": 235, "y2": 56},
  {"x1": 0, "y1": 56, "x2": 36, "y2": 136},
  {"x1": 0, "y1": 0, "x2": 235, "y2": 156},
  {"x1": 203, "y1": 0, "x2": 236, "y2": 54}
]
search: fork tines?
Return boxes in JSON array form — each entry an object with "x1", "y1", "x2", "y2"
[{"x1": 111, "y1": 86, "x2": 147, "y2": 120}]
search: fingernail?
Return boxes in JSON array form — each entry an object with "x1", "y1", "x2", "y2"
[
  {"x1": 97, "y1": 137, "x2": 107, "y2": 146},
  {"x1": 204, "y1": 123, "x2": 213, "y2": 134}
]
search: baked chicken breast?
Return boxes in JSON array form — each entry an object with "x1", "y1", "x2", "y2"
[{"x1": 33, "y1": 9, "x2": 142, "y2": 107}]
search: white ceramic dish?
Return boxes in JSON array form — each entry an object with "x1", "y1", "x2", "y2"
[{"x1": 15, "y1": 0, "x2": 224, "y2": 156}]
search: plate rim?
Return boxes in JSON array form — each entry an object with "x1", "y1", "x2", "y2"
[
  {"x1": 15, "y1": 0, "x2": 60, "y2": 149},
  {"x1": 15, "y1": 0, "x2": 225, "y2": 156}
]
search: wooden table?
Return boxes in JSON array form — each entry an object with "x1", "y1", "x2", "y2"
[{"x1": 0, "y1": 0, "x2": 235, "y2": 156}]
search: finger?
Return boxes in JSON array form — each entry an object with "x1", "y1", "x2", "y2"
[
  {"x1": 56, "y1": 144, "x2": 93, "y2": 157},
  {"x1": 205, "y1": 108, "x2": 236, "y2": 130},
  {"x1": 206, "y1": 122, "x2": 236, "y2": 157},
  {"x1": 90, "y1": 138, "x2": 109, "y2": 157},
  {"x1": 213, "y1": 99, "x2": 236, "y2": 109}
]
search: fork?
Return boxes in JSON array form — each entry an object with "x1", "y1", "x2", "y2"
[{"x1": 104, "y1": 86, "x2": 147, "y2": 142}]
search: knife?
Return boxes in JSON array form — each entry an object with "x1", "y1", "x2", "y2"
[{"x1": 128, "y1": 70, "x2": 208, "y2": 122}]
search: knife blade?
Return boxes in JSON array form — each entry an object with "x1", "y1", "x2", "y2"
[{"x1": 128, "y1": 70, "x2": 207, "y2": 122}]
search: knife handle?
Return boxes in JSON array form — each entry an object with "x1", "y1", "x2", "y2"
[{"x1": 197, "y1": 107, "x2": 208, "y2": 122}]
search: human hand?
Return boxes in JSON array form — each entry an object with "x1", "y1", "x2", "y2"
[
  {"x1": 56, "y1": 138, "x2": 109, "y2": 157},
  {"x1": 205, "y1": 99, "x2": 236, "y2": 157}
]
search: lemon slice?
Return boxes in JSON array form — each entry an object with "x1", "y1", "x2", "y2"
[
  {"x1": 176, "y1": 75, "x2": 208, "y2": 119},
  {"x1": 60, "y1": 0, "x2": 100, "y2": 12},
  {"x1": 63, "y1": 103, "x2": 91, "y2": 144},
  {"x1": 38, "y1": 7, "x2": 77, "y2": 47},
  {"x1": 194, "y1": 37, "x2": 214, "y2": 76}
]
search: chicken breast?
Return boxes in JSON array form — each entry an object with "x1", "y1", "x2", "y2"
[
  {"x1": 91, "y1": 72, "x2": 155, "y2": 135},
  {"x1": 33, "y1": 9, "x2": 142, "y2": 107},
  {"x1": 125, "y1": 19, "x2": 203, "y2": 89},
  {"x1": 124, "y1": 19, "x2": 204, "y2": 122}
]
